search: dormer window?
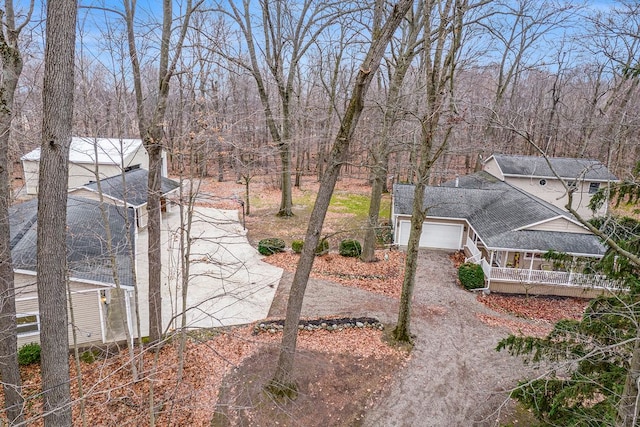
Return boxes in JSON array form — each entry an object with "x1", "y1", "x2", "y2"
[
  {"x1": 589, "y1": 182, "x2": 600, "y2": 194},
  {"x1": 539, "y1": 179, "x2": 547, "y2": 186}
]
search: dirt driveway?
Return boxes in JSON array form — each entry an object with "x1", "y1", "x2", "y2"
[{"x1": 269, "y1": 250, "x2": 535, "y2": 426}]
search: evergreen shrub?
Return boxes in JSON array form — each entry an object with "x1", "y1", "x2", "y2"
[
  {"x1": 458, "y1": 262, "x2": 485, "y2": 290},
  {"x1": 258, "y1": 238, "x2": 286, "y2": 256},
  {"x1": 339, "y1": 239, "x2": 362, "y2": 257}
]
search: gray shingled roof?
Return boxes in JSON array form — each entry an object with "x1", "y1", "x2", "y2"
[
  {"x1": 10, "y1": 196, "x2": 136, "y2": 287},
  {"x1": 394, "y1": 171, "x2": 607, "y2": 256},
  {"x1": 83, "y1": 167, "x2": 180, "y2": 206},
  {"x1": 489, "y1": 154, "x2": 618, "y2": 181}
]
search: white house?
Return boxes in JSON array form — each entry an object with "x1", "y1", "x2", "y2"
[
  {"x1": 20, "y1": 137, "x2": 168, "y2": 195},
  {"x1": 392, "y1": 171, "x2": 622, "y2": 298},
  {"x1": 483, "y1": 154, "x2": 619, "y2": 219}
]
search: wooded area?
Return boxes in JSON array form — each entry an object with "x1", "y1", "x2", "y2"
[{"x1": 2, "y1": 0, "x2": 640, "y2": 425}]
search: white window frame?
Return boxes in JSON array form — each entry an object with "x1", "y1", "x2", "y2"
[
  {"x1": 523, "y1": 252, "x2": 541, "y2": 260},
  {"x1": 16, "y1": 313, "x2": 40, "y2": 337}
]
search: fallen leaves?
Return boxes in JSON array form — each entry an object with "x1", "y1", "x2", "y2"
[
  {"x1": 264, "y1": 250, "x2": 406, "y2": 297},
  {"x1": 8, "y1": 324, "x2": 405, "y2": 426},
  {"x1": 477, "y1": 294, "x2": 589, "y2": 323}
]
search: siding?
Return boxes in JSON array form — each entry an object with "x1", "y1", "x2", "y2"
[
  {"x1": 22, "y1": 160, "x2": 39, "y2": 195},
  {"x1": 488, "y1": 280, "x2": 616, "y2": 299},
  {"x1": 15, "y1": 273, "x2": 107, "y2": 347},
  {"x1": 525, "y1": 217, "x2": 589, "y2": 234},
  {"x1": 503, "y1": 176, "x2": 606, "y2": 219},
  {"x1": 483, "y1": 159, "x2": 504, "y2": 180}
]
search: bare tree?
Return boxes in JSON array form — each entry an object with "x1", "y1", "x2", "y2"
[
  {"x1": 36, "y1": 0, "x2": 77, "y2": 424},
  {"x1": 215, "y1": 0, "x2": 350, "y2": 217},
  {"x1": 393, "y1": 0, "x2": 468, "y2": 344},
  {"x1": 0, "y1": 1, "x2": 33, "y2": 424},
  {"x1": 267, "y1": 0, "x2": 413, "y2": 397},
  {"x1": 123, "y1": 0, "x2": 196, "y2": 343},
  {"x1": 361, "y1": 1, "x2": 425, "y2": 262}
]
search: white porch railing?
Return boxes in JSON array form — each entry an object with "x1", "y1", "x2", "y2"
[
  {"x1": 490, "y1": 267, "x2": 623, "y2": 290},
  {"x1": 464, "y1": 236, "x2": 482, "y2": 263},
  {"x1": 462, "y1": 237, "x2": 623, "y2": 291}
]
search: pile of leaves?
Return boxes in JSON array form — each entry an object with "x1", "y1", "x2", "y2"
[
  {"x1": 477, "y1": 294, "x2": 589, "y2": 323},
  {"x1": 264, "y1": 250, "x2": 405, "y2": 297}
]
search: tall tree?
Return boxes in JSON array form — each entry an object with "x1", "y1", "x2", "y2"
[
  {"x1": 393, "y1": 0, "x2": 468, "y2": 344},
  {"x1": 124, "y1": 0, "x2": 195, "y2": 343},
  {"x1": 36, "y1": 0, "x2": 77, "y2": 424},
  {"x1": 267, "y1": 0, "x2": 413, "y2": 396},
  {"x1": 361, "y1": 0, "x2": 425, "y2": 262},
  {"x1": 0, "y1": 1, "x2": 32, "y2": 424},
  {"x1": 216, "y1": 0, "x2": 347, "y2": 216}
]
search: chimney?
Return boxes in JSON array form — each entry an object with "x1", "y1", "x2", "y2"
[{"x1": 455, "y1": 174, "x2": 459, "y2": 188}]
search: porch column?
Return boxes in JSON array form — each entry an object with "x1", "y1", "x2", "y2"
[
  {"x1": 527, "y1": 254, "x2": 535, "y2": 282},
  {"x1": 568, "y1": 256, "x2": 576, "y2": 285}
]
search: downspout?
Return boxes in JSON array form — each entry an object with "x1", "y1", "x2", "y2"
[{"x1": 470, "y1": 250, "x2": 492, "y2": 294}]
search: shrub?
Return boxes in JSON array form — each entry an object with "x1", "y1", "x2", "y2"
[
  {"x1": 339, "y1": 239, "x2": 362, "y2": 257},
  {"x1": 258, "y1": 238, "x2": 286, "y2": 256},
  {"x1": 18, "y1": 342, "x2": 41, "y2": 366},
  {"x1": 458, "y1": 263, "x2": 485, "y2": 290},
  {"x1": 80, "y1": 349, "x2": 99, "y2": 364},
  {"x1": 315, "y1": 238, "x2": 329, "y2": 256},
  {"x1": 291, "y1": 239, "x2": 304, "y2": 254}
]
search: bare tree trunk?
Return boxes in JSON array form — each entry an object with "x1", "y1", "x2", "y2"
[
  {"x1": 124, "y1": 0, "x2": 194, "y2": 344},
  {"x1": 393, "y1": 0, "x2": 466, "y2": 344},
  {"x1": 37, "y1": 0, "x2": 77, "y2": 424},
  {"x1": 0, "y1": 2, "x2": 31, "y2": 423},
  {"x1": 267, "y1": 0, "x2": 413, "y2": 396},
  {"x1": 362, "y1": 3, "x2": 423, "y2": 262}
]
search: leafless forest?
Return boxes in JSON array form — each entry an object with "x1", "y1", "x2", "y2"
[
  {"x1": 3, "y1": 0, "x2": 640, "y2": 425},
  {"x1": 6, "y1": 1, "x2": 640, "y2": 188}
]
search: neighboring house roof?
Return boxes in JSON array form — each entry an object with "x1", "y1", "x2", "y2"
[
  {"x1": 9, "y1": 196, "x2": 136, "y2": 287},
  {"x1": 81, "y1": 168, "x2": 180, "y2": 207},
  {"x1": 486, "y1": 154, "x2": 618, "y2": 182},
  {"x1": 393, "y1": 171, "x2": 607, "y2": 256},
  {"x1": 21, "y1": 137, "x2": 143, "y2": 165}
]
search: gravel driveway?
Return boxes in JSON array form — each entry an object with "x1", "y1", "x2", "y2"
[{"x1": 271, "y1": 250, "x2": 536, "y2": 426}]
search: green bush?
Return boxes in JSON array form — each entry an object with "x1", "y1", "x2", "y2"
[
  {"x1": 80, "y1": 349, "x2": 99, "y2": 364},
  {"x1": 339, "y1": 239, "x2": 362, "y2": 257},
  {"x1": 458, "y1": 263, "x2": 485, "y2": 290},
  {"x1": 315, "y1": 239, "x2": 329, "y2": 256},
  {"x1": 18, "y1": 343, "x2": 41, "y2": 366},
  {"x1": 291, "y1": 240, "x2": 304, "y2": 254},
  {"x1": 258, "y1": 238, "x2": 286, "y2": 256}
]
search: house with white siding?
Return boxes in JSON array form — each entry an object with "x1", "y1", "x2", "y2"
[
  {"x1": 392, "y1": 171, "x2": 622, "y2": 298},
  {"x1": 482, "y1": 154, "x2": 618, "y2": 219},
  {"x1": 10, "y1": 170, "x2": 180, "y2": 347},
  {"x1": 20, "y1": 137, "x2": 167, "y2": 195}
]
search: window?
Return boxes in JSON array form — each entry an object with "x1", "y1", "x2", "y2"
[
  {"x1": 567, "y1": 180, "x2": 577, "y2": 189},
  {"x1": 16, "y1": 313, "x2": 40, "y2": 336},
  {"x1": 539, "y1": 179, "x2": 547, "y2": 186},
  {"x1": 524, "y1": 252, "x2": 541, "y2": 260},
  {"x1": 589, "y1": 182, "x2": 600, "y2": 194}
]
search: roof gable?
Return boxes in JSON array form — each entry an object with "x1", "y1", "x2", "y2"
[
  {"x1": 21, "y1": 137, "x2": 144, "y2": 165},
  {"x1": 486, "y1": 154, "x2": 618, "y2": 182}
]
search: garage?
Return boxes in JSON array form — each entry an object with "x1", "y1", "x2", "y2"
[{"x1": 396, "y1": 220, "x2": 464, "y2": 250}]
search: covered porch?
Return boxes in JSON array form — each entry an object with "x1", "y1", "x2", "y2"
[{"x1": 463, "y1": 236, "x2": 623, "y2": 297}]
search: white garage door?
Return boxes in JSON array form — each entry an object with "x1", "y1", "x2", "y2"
[{"x1": 397, "y1": 221, "x2": 463, "y2": 250}]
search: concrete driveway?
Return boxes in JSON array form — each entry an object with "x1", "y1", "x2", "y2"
[{"x1": 136, "y1": 206, "x2": 283, "y2": 335}]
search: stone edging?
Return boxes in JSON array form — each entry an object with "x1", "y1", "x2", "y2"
[{"x1": 253, "y1": 317, "x2": 383, "y2": 334}]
